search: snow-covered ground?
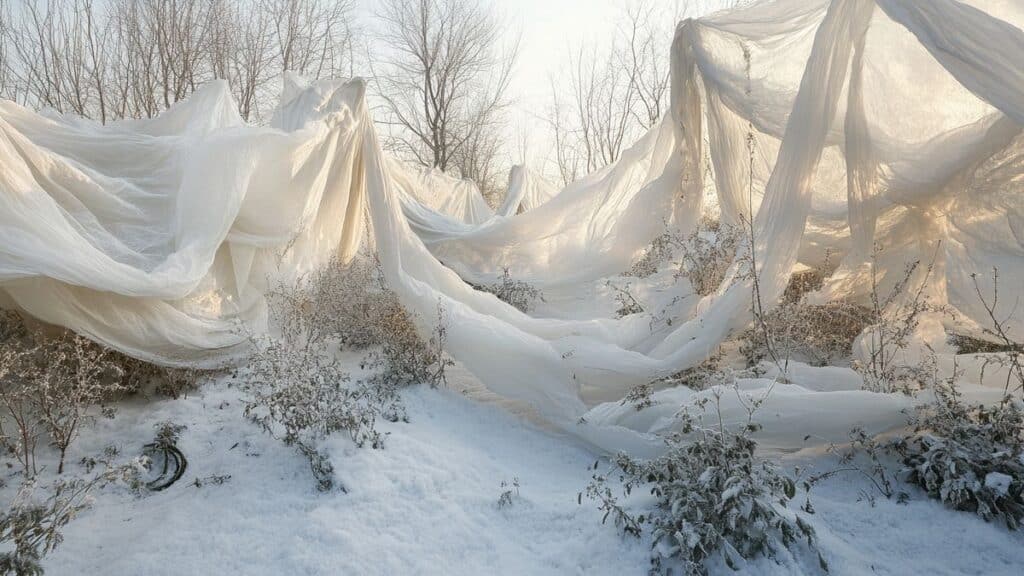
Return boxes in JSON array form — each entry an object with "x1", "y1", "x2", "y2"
[{"x1": 23, "y1": 370, "x2": 1024, "y2": 576}]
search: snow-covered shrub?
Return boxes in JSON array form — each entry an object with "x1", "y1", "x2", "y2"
[
  {"x1": 279, "y1": 253, "x2": 453, "y2": 391},
  {"x1": 741, "y1": 300, "x2": 874, "y2": 368},
  {"x1": 474, "y1": 267, "x2": 543, "y2": 313},
  {"x1": 0, "y1": 339, "x2": 42, "y2": 478},
  {"x1": 963, "y1": 269, "x2": 1024, "y2": 397},
  {"x1": 627, "y1": 219, "x2": 739, "y2": 297},
  {"x1": 583, "y1": 393, "x2": 825, "y2": 575},
  {"x1": 245, "y1": 252, "x2": 453, "y2": 489},
  {"x1": 1, "y1": 333, "x2": 129, "y2": 477},
  {"x1": 497, "y1": 477, "x2": 520, "y2": 509},
  {"x1": 627, "y1": 231, "x2": 677, "y2": 279},
  {"x1": 27, "y1": 334, "x2": 128, "y2": 475},
  {"x1": 660, "y1": 354, "x2": 734, "y2": 391},
  {"x1": 277, "y1": 253, "x2": 391, "y2": 350},
  {"x1": 781, "y1": 267, "x2": 827, "y2": 304},
  {"x1": 0, "y1": 461, "x2": 142, "y2": 575},
  {"x1": 892, "y1": 382, "x2": 1024, "y2": 529},
  {"x1": 813, "y1": 427, "x2": 899, "y2": 504},
  {"x1": 677, "y1": 220, "x2": 741, "y2": 297},
  {"x1": 606, "y1": 280, "x2": 645, "y2": 318},
  {"x1": 242, "y1": 257, "x2": 401, "y2": 491},
  {"x1": 243, "y1": 334, "x2": 385, "y2": 492},
  {"x1": 361, "y1": 302, "x2": 454, "y2": 391},
  {"x1": 620, "y1": 383, "x2": 654, "y2": 411}
]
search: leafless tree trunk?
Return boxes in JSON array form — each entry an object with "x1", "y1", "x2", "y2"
[{"x1": 373, "y1": 0, "x2": 519, "y2": 198}]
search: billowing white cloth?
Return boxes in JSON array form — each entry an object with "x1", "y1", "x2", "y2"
[{"x1": 2, "y1": 0, "x2": 1023, "y2": 454}]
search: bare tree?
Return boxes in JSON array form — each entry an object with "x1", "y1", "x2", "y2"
[
  {"x1": 0, "y1": 1, "x2": 16, "y2": 101},
  {"x1": 546, "y1": 0, "x2": 684, "y2": 185},
  {"x1": 208, "y1": 0, "x2": 276, "y2": 120},
  {"x1": 372, "y1": 0, "x2": 518, "y2": 201},
  {"x1": 1, "y1": 0, "x2": 354, "y2": 123},
  {"x1": 266, "y1": 0, "x2": 353, "y2": 80}
]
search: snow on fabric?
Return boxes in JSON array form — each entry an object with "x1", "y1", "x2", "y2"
[{"x1": 1, "y1": 0, "x2": 1023, "y2": 455}]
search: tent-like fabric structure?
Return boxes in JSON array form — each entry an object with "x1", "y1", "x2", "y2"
[{"x1": 2, "y1": 0, "x2": 1023, "y2": 454}]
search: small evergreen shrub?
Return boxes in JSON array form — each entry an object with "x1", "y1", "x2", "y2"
[
  {"x1": 893, "y1": 382, "x2": 1024, "y2": 529},
  {"x1": 583, "y1": 392, "x2": 825, "y2": 575}
]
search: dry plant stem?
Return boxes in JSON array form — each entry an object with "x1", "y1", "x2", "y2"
[{"x1": 970, "y1": 268, "x2": 1024, "y2": 397}]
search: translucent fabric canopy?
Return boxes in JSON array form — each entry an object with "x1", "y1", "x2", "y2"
[{"x1": 2, "y1": 0, "x2": 1022, "y2": 454}]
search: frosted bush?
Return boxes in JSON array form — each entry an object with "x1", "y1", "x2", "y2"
[
  {"x1": 892, "y1": 381, "x2": 1024, "y2": 529},
  {"x1": 741, "y1": 300, "x2": 874, "y2": 368},
  {"x1": 627, "y1": 232, "x2": 676, "y2": 279},
  {"x1": 1, "y1": 332, "x2": 129, "y2": 478},
  {"x1": 663, "y1": 356, "x2": 734, "y2": 391},
  {"x1": 474, "y1": 268, "x2": 543, "y2": 313},
  {"x1": 243, "y1": 252, "x2": 450, "y2": 491},
  {"x1": 583, "y1": 392, "x2": 825, "y2": 575},
  {"x1": 243, "y1": 334, "x2": 386, "y2": 492},
  {"x1": 280, "y1": 253, "x2": 453, "y2": 391},
  {"x1": 245, "y1": 262, "x2": 378, "y2": 492},
  {"x1": 360, "y1": 302, "x2": 454, "y2": 392},
  {"x1": 115, "y1": 354, "x2": 206, "y2": 399},
  {"x1": 0, "y1": 461, "x2": 142, "y2": 575},
  {"x1": 677, "y1": 220, "x2": 741, "y2": 297},
  {"x1": 606, "y1": 280, "x2": 645, "y2": 318},
  {"x1": 963, "y1": 269, "x2": 1024, "y2": 397},
  {"x1": 620, "y1": 383, "x2": 654, "y2": 411},
  {"x1": 278, "y1": 253, "x2": 391, "y2": 350},
  {"x1": 28, "y1": 334, "x2": 129, "y2": 475},
  {"x1": 627, "y1": 218, "x2": 740, "y2": 297}
]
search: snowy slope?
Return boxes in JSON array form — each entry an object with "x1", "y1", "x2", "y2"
[{"x1": 31, "y1": 374, "x2": 1024, "y2": 576}]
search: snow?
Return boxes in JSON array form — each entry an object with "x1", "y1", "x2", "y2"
[
  {"x1": 14, "y1": 368, "x2": 1020, "y2": 575},
  {"x1": 39, "y1": 375, "x2": 651, "y2": 576},
  {"x1": 985, "y1": 472, "x2": 1013, "y2": 497}
]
